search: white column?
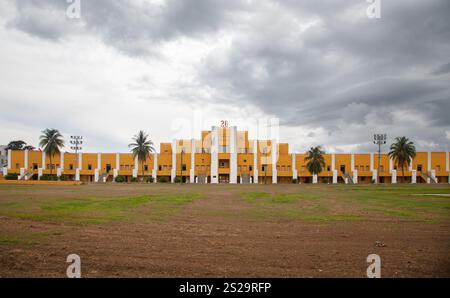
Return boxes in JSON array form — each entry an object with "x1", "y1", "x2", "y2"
[
  {"x1": 408, "y1": 157, "x2": 413, "y2": 172},
  {"x1": 75, "y1": 169, "x2": 80, "y2": 181},
  {"x1": 42, "y1": 151, "x2": 46, "y2": 169},
  {"x1": 113, "y1": 153, "x2": 119, "y2": 180},
  {"x1": 312, "y1": 174, "x2": 318, "y2": 184},
  {"x1": 332, "y1": 170, "x2": 338, "y2": 184},
  {"x1": 372, "y1": 170, "x2": 377, "y2": 183},
  {"x1": 78, "y1": 153, "x2": 83, "y2": 170},
  {"x1": 350, "y1": 153, "x2": 355, "y2": 172},
  {"x1": 427, "y1": 151, "x2": 432, "y2": 172},
  {"x1": 24, "y1": 149, "x2": 29, "y2": 169},
  {"x1": 210, "y1": 126, "x2": 219, "y2": 184},
  {"x1": 94, "y1": 169, "x2": 99, "y2": 182},
  {"x1": 391, "y1": 169, "x2": 397, "y2": 184},
  {"x1": 389, "y1": 158, "x2": 393, "y2": 172},
  {"x1": 97, "y1": 153, "x2": 101, "y2": 171},
  {"x1": 171, "y1": 139, "x2": 176, "y2": 183},
  {"x1": 60, "y1": 152, "x2": 65, "y2": 170},
  {"x1": 353, "y1": 170, "x2": 358, "y2": 184},
  {"x1": 20, "y1": 168, "x2": 25, "y2": 180},
  {"x1": 292, "y1": 153, "x2": 297, "y2": 180},
  {"x1": 272, "y1": 140, "x2": 278, "y2": 184},
  {"x1": 2, "y1": 167, "x2": 7, "y2": 176},
  {"x1": 7, "y1": 149, "x2": 12, "y2": 169},
  {"x1": 332, "y1": 154, "x2": 336, "y2": 171},
  {"x1": 133, "y1": 155, "x2": 138, "y2": 178},
  {"x1": 411, "y1": 170, "x2": 417, "y2": 184},
  {"x1": 152, "y1": 153, "x2": 158, "y2": 182},
  {"x1": 38, "y1": 168, "x2": 43, "y2": 180},
  {"x1": 56, "y1": 168, "x2": 61, "y2": 177},
  {"x1": 253, "y1": 140, "x2": 258, "y2": 184},
  {"x1": 190, "y1": 139, "x2": 195, "y2": 183},
  {"x1": 370, "y1": 153, "x2": 374, "y2": 171},
  {"x1": 230, "y1": 126, "x2": 238, "y2": 184}
]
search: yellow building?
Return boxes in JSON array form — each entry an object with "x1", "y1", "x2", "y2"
[{"x1": 2, "y1": 126, "x2": 450, "y2": 184}]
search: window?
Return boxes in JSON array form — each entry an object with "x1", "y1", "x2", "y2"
[
  {"x1": 144, "y1": 165, "x2": 148, "y2": 171},
  {"x1": 69, "y1": 164, "x2": 73, "y2": 170},
  {"x1": 262, "y1": 165, "x2": 266, "y2": 172},
  {"x1": 366, "y1": 166, "x2": 370, "y2": 171},
  {"x1": 417, "y1": 164, "x2": 422, "y2": 172},
  {"x1": 182, "y1": 164, "x2": 187, "y2": 171},
  {"x1": 33, "y1": 163, "x2": 38, "y2": 170},
  {"x1": 16, "y1": 163, "x2": 19, "y2": 169},
  {"x1": 243, "y1": 159, "x2": 247, "y2": 163},
  {"x1": 158, "y1": 165, "x2": 162, "y2": 171},
  {"x1": 436, "y1": 165, "x2": 441, "y2": 172},
  {"x1": 380, "y1": 166, "x2": 384, "y2": 172},
  {"x1": 88, "y1": 164, "x2": 92, "y2": 170},
  {"x1": 249, "y1": 166, "x2": 253, "y2": 171},
  {"x1": 327, "y1": 166, "x2": 331, "y2": 172}
]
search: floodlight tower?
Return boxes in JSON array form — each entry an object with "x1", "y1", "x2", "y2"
[
  {"x1": 373, "y1": 134, "x2": 386, "y2": 184},
  {"x1": 70, "y1": 136, "x2": 83, "y2": 170}
]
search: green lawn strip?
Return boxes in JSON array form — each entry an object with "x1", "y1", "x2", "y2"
[
  {"x1": 136, "y1": 193, "x2": 203, "y2": 222},
  {"x1": 241, "y1": 192, "x2": 363, "y2": 222},
  {"x1": 0, "y1": 193, "x2": 203, "y2": 225},
  {"x1": 338, "y1": 187, "x2": 450, "y2": 222}
]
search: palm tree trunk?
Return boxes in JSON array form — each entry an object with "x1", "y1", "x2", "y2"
[
  {"x1": 49, "y1": 154, "x2": 53, "y2": 175},
  {"x1": 402, "y1": 166, "x2": 405, "y2": 184}
]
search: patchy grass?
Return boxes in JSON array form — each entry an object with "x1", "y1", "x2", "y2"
[
  {"x1": 241, "y1": 185, "x2": 450, "y2": 223},
  {"x1": 0, "y1": 193, "x2": 203, "y2": 225},
  {"x1": 241, "y1": 192, "x2": 360, "y2": 222}
]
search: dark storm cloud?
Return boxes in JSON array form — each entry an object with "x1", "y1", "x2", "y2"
[
  {"x1": 432, "y1": 62, "x2": 450, "y2": 75},
  {"x1": 6, "y1": 0, "x2": 244, "y2": 55},
  {"x1": 4, "y1": 0, "x2": 450, "y2": 150}
]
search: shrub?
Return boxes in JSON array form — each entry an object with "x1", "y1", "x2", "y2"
[
  {"x1": 131, "y1": 177, "x2": 138, "y2": 183},
  {"x1": 115, "y1": 176, "x2": 126, "y2": 183},
  {"x1": 146, "y1": 177, "x2": 154, "y2": 183},
  {"x1": 5, "y1": 173, "x2": 19, "y2": 180},
  {"x1": 158, "y1": 176, "x2": 169, "y2": 183},
  {"x1": 292, "y1": 178, "x2": 298, "y2": 184},
  {"x1": 59, "y1": 175, "x2": 68, "y2": 181},
  {"x1": 174, "y1": 176, "x2": 182, "y2": 183},
  {"x1": 40, "y1": 174, "x2": 58, "y2": 181}
]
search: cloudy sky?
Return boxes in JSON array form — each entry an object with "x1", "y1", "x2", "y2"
[{"x1": 0, "y1": 0, "x2": 449, "y2": 153}]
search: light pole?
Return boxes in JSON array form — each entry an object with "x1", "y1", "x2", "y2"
[
  {"x1": 70, "y1": 136, "x2": 83, "y2": 172},
  {"x1": 373, "y1": 134, "x2": 386, "y2": 184}
]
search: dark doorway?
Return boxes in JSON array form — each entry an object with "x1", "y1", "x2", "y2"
[
  {"x1": 106, "y1": 164, "x2": 111, "y2": 173},
  {"x1": 340, "y1": 165, "x2": 345, "y2": 173}
]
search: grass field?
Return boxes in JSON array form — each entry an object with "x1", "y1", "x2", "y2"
[{"x1": 0, "y1": 183, "x2": 449, "y2": 277}]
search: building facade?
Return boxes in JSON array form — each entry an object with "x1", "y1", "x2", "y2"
[{"x1": 2, "y1": 126, "x2": 450, "y2": 184}]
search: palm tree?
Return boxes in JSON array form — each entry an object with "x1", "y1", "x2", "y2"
[
  {"x1": 39, "y1": 129, "x2": 64, "y2": 175},
  {"x1": 304, "y1": 146, "x2": 326, "y2": 182},
  {"x1": 388, "y1": 136, "x2": 416, "y2": 183},
  {"x1": 129, "y1": 131, "x2": 155, "y2": 181}
]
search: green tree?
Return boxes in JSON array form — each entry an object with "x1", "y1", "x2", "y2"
[
  {"x1": 39, "y1": 129, "x2": 65, "y2": 175},
  {"x1": 6, "y1": 140, "x2": 27, "y2": 150},
  {"x1": 304, "y1": 146, "x2": 326, "y2": 178},
  {"x1": 388, "y1": 136, "x2": 416, "y2": 183},
  {"x1": 129, "y1": 131, "x2": 155, "y2": 181}
]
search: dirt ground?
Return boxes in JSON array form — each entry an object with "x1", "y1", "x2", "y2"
[{"x1": 0, "y1": 184, "x2": 449, "y2": 277}]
